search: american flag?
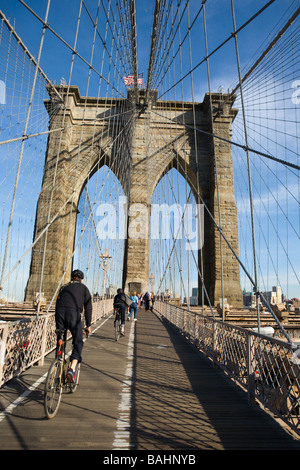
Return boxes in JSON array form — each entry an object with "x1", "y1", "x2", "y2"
[{"x1": 123, "y1": 73, "x2": 143, "y2": 87}]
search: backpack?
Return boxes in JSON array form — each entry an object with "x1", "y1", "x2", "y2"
[
  {"x1": 115, "y1": 293, "x2": 132, "y2": 307},
  {"x1": 124, "y1": 294, "x2": 132, "y2": 307}
]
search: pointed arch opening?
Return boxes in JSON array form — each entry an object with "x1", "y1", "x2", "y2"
[
  {"x1": 149, "y1": 167, "x2": 203, "y2": 308},
  {"x1": 73, "y1": 164, "x2": 126, "y2": 298}
]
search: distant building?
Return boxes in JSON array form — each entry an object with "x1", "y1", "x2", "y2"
[
  {"x1": 106, "y1": 285, "x2": 114, "y2": 298},
  {"x1": 243, "y1": 289, "x2": 255, "y2": 307},
  {"x1": 288, "y1": 297, "x2": 300, "y2": 313},
  {"x1": 190, "y1": 287, "x2": 198, "y2": 306},
  {"x1": 192, "y1": 288, "x2": 198, "y2": 297},
  {"x1": 243, "y1": 286, "x2": 284, "y2": 308},
  {"x1": 264, "y1": 286, "x2": 283, "y2": 304},
  {"x1": 165, "y1": 289, "x2": 172, "y2": 298}
]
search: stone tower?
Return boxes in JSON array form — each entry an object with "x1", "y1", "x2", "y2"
[{"x1": 25, "y1": 86, "x2": 242, "y2": 307}]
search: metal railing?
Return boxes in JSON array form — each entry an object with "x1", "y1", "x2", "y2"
[
  {"x1": 154, "y1": 300, "x2": 300, "y2": 437},
  {"x1": 1, "y1": 297, "x2": 299, "y2": 437},
  {"x1": 0, "y1": 298, "x2": 113, "y2": 387}
]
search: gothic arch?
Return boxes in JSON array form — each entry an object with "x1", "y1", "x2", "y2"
[{"x1": 149, "y1": 149, "x2": 202, "y2": 204}]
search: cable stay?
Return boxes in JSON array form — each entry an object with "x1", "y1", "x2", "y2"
[{"x1": 0, "y1": 0, "x2": 298, "y2": 346}]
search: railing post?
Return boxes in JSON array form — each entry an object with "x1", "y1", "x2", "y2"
[
  {"x1": 0, "y1": 324, "x2": 9, "y2": 386},
  {"x1": 246, "y1": 331, "x2": 256, "y2": 405},
  {"x1": 212, "y1": 319, "x2": 216, "y2": 367},
  {"x1": 39, "y1": 314, "x2": 49, "y2": 366},
  {"x1": 98, "y1": 300, "x2": 102, "y2": 321}
]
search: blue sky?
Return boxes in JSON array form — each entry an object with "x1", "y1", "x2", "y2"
[
  {"x1": 0, "y1": 0, "x2": 295, "y2": 98},
  {"x1": 0, "y1": 0, "x2": 299, "y2": 301}
]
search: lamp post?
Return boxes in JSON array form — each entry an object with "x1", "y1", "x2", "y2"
[
  {"x1": 149, "y1": 273, "x2": 155, "y2": 292},
  {"x1": 100, "y1": 249, "x2": 112, "y2": 300}
]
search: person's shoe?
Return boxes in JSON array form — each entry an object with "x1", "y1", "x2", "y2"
[
  {"x1": 121, "y1": 325, "x2": 125, "y2": 335},
  {"x1": 66, "y1": 368, "x2": 75, "y2": 383},
  {"x1": 134, "y1": 318, "x2": 137, "y2": 321}
]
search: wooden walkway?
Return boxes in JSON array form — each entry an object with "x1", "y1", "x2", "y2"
[{"x1": 1, "y1": 308, "x2": 300, "y2": 451}]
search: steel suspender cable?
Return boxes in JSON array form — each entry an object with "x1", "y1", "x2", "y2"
[{"x1": 0, "y1": 0, "x2": 52, "y2": 295}]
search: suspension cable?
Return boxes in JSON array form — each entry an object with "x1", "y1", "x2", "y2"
[{"x1": 0, "y1": 0, "x2": 52, "y2": 294}]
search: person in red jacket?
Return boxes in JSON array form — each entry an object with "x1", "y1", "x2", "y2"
[{"x1": 55, "y1": 269, "x2": 92, "y2": 382}]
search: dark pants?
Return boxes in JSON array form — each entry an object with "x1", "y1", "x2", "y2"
[
  {"x1": 115, "y1": 304, "x2": 127, "y2": 325},
  {"x1": 55, "y1": 307, "x2": 83, "y2": 363}
]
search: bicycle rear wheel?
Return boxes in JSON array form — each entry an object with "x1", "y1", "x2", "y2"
[
  {"x1": 44, "y1": 359, "x2": 63, "y2": 419},
  {"x1": 115, "y1": 317, "x2": 120, "y2": 341}
]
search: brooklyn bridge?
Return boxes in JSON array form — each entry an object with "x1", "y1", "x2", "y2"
[{"x1": 0, "y1": 0, "x2": 299, "y2": 451}]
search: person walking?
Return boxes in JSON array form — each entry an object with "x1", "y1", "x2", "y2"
[
  {"x1": 128, "y1": 291, "x2": 138, "y2": 321},
  {"x1": 138, "y1": 293, "x2": 143, "y2": 307},
  {"x1": 150, "y1": 292, "x2": 155, "y2": 312},
  {"x1": 144, "y1": 290, "x2": 151, "y2": 310},
  {"x1": 55, "y1": 269, "x2": 92, "y2": 383}
]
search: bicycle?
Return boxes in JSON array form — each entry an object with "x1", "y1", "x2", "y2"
[
  {"x1": 114, "y1": 308, "x2": 124, "y2": 341},
  {"x1": 44, "y1": 327, "x2": 88, "y2": 419}
]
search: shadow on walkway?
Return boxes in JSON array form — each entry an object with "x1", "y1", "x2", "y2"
[{"x1": 131, "y1": 309, "x2": 300, "y2": 450}]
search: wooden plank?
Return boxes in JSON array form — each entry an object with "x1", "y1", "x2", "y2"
[{"x1": 0, "y1": 309, "x2": 299, "y2": 450}]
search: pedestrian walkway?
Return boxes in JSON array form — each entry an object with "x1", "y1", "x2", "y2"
[
  {"x1": 132, "y1": 309, "x2": 300, "y2": 450},
  {"x1": 0, "y1": 308, "x2": 300, "y2": 450}
]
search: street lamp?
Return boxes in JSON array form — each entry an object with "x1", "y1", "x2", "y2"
[
  {"x1": 100, "y1": 249, "x2": 112, "y2": 300},
  {"x1": 149, "y1": 273, "x2": 155, "y2": 292}
]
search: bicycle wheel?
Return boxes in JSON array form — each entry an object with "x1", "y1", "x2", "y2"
[
  {"x1": 44, "y1": 359, "x2": 63, "y2": 419},
  {"x1": 115, "y1": 317, "x2": 120, "y2": 341}
]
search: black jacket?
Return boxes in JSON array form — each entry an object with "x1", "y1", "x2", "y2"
[
  {"x1": 56, "y1": 281, "x2": 92, "y2": 327},
  {"x1": 113, "y1": 292, "x2": 127, "y2": 308}
]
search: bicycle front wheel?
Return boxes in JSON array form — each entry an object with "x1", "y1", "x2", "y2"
[{"x1": 44, "y1": 359, "x2": 63, "y2": 419}]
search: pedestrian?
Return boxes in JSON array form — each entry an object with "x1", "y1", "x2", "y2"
[
  {"x1": 128, "y1": 291, "x2": 138, "y2": 321},
  {"x1": 139, "y1": 293, "x2": 144, "y2": 308},
  {"x1": 144, "y1": 290, "x2": 151, "y2": 310},
  {"x1": 150, "y1": 292, "x2": 155, "y2": 311},
  {"x1": 55, "y1": 269, "x2": 92, "y2": 383}
]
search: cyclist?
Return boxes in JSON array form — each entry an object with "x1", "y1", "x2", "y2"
[
  {"x1": 55, "y1": 269, "x2": 92, "y2": 383},
  {"x1": 113, "y1": 288, "x2": 128, "y2": 335}
]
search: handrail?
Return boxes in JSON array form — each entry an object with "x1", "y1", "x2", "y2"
[
  {"x1": 154, "y1": 300, "x2": 300, "y2": 437},
  {"x1": 1, "y1": 298, "x2": 299, "y2": 437},
  {"x1": 0, "y1": 299, "x2": 113, "y2": 387}
]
